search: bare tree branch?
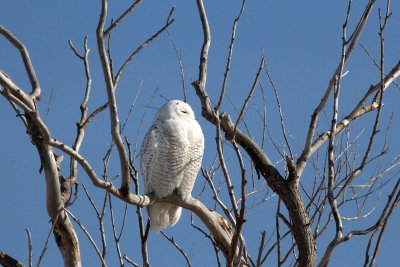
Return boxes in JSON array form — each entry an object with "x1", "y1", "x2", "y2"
[
  {"x1": 64, "y1": 208, "x2": 107, "y2": 267},
  {"x1": 227, "y1": 141, "x2": 248, "y2": 267},
  {"x1": 68, "y1": 36, "x2": 92, "y2": 185},
  {"x1": 160, "y1": 231, "x2": 192, "y2": 267},
  {"x1": 25, "y1": 229, "x2": 32, "y2": 267},
  {"x1": 96, "y1": 0, "x2": 131, "y2": 196},
  {"x1": 82, "y1": 184, "x2": 108, "y2": 259},
  {"x1": 263, "y1": 60, "x2": 293, "y2": 158},
  {"x1": 2, "y1": 1, "x2": 399, "y2": 266},
  {"x1": 123, "y1": 254, "x2": 140, "y2": 267},
  {"x1": 0, "y1": 25, "x2": 40, "y2": 98},
  {"x1": 216, "y1": 124, "x2": 239, "y2": 218},
  {"x1": 255, "y1": 231, "x2": 266, "y2": 267},
  {"x1": 108, "y1": 194, "x2": 124, "y2": 266},
  {"x1": 298, "y1": 60, "x2": 400, "y2": 178},
  {"x1": 167, "y1": 32, "x2": 187, "y2": 102},
  {"x1": 36, "y1": 213, "x2": 60, "y2": 267},
  {"x1": 297, "y1": 0, "x2": 377, "y2": 176},
  {"x1": 191, "y1": 0, "x2": 316, "y2": 263},
  {"x1": 126, "y1": 138, "x2": 150, "y2": 267},
  {"x1": 0, "y1": 252, "x2": 25, "y2": 267},
  {"x1": 216, "y1": 0, "x2": 246, "y2": 112},
  {"x1": 49, "y1": 138, "x2": 151, "y2": 206},
  {"x1": 103, "y1": 0, "x2": 143, "y2": 37},
  {"x1": 114, "y1": 8, "x2": 175, "y2": 86},
  {"x1": 0, "y1": 69, "x2": 35, "y2": 111},
  {"x1": 234, "y1": 57, "x2": 265, "y2": 135}
]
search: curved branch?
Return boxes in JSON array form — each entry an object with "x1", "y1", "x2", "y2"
[
  {"x1": 69, "y1": 36, "x2": 92, "y2": 184},
  {"x1": 0, "y1": 69, "x2": 35, "y2": 111},
  {"x1": 297, "y1": 0, "x2": 377, "y2": 175},
  {"x1": 114, "y1": 10, "x2": 175, "y2": 86},
  {"x1": 298, "y1": 60, "x2": 400, "y2": 177},
  {"x1": 192, "y1": 0, "x2": 214, "y2": 121},
  {"x1": 51, "y1": 137, "x2": 247, "y2": 264},
  {"x1": 49, "y1": 139, "x2": 151, "y2": 206},
  {"x1": 191, "y1": 1, "x2": 316, "y2": 266},
  {"x1": 163, "y1": 195, "x2": 246, "y2": 265},
  {"x1": 96, "y1": 0, "x2": 131, "y2": 195},
  {"x1": 0, "y1": 25, "x2": 40, "y2": 98}
]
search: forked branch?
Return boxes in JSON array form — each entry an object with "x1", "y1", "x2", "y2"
[{"x1": 297, "y1": 0, "x2": 377, "y2": 176}]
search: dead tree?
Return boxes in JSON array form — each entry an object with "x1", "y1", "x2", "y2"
[{"x1": 1, "y1": 0, "x2": 399, "y2": 266}]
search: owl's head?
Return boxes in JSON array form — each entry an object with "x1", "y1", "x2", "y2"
[{"x1": 154, "y1": 100, "x2": 196, "y2": 121}]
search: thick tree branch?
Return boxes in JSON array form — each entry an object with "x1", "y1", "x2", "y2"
[
  {"x1": 162, "y1": 195, "x2": 246, "y2": 265},
  {"x1": 191, "y1": 1, "x2": 316, "y2": 266},
  {"x1": 97, "y1": 0, "x2": 131, "y2": 196},
  {"x1": 0, "y1": 70, "x2": 34, "y2": 111},
  {"x1": 49, "y1": 139, "x2": 151, "y2": 206},
  {"x1": 0, "y1": 252, "x2": 25, "y2": 267},
  {"x1": 64, "y1": 208, "x2": 107, "y2": 267},
  {"x1": 1, "y1": 25, "x2": 82, "y2": 267}
]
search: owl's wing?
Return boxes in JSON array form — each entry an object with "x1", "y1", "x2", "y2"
[
  {"x1": 179, "y1": 124, "x2": 204, "y2": 199},
  {"x1": 140, "y1": 121, "x2": 162, "y2": 194},
  {"x1": 140, "y1": 120, "x2": 190, "y2": 198}
]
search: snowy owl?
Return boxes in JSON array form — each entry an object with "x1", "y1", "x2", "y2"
[{"x1": 140, "y1": 100, "x2": 204, "y2": 231}]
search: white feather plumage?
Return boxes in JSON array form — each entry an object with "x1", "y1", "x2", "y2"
[{"x1": 140, "y1": 100, "x2": 204, "y2": 231}]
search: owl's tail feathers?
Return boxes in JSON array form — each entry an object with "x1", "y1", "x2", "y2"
[{"x1": 148, "y1": 203, "x2": 182, "y2": 232}]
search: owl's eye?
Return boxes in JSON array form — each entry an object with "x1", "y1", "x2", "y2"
[{"x1": 181, "y1": 110, "x2": 188, "y2": 114}]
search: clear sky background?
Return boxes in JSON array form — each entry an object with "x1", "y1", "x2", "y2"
[{"x1": 1, "y1": 0, "x2": 399, "y2": 266}]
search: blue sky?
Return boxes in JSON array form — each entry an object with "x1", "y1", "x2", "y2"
[{"x1": 1, "y1": 0, "x2": 399, "y2": 266}]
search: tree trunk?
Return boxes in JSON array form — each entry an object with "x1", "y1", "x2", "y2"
[{"x1": 27, "y1": 114, "x2": 82, "y2": 267}]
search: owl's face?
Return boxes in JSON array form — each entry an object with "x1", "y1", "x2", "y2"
[{"x1": 154, "y1": 100, "x2": 196, "y2": 122}]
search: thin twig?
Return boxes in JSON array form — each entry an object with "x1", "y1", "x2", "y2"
[
  {"x1": 256, "y1": 231, "x2": 266, "y2": 267},
  {"x1": 167, "y1": 32, "x2": 187, "y2": 102},
  {"x1": 263, "y1": 60, "x2": 293, "y2": 158},
  {"x1": 202, "y1": 168, "x2": 236, "y2": 225},
  {"x1": 126, "y1": 138, "x2": 150, "y2": 267},
  {"x1": 121, "y1": 81, "x2": 143, "y2": 134},
  {"x1": 82, "y1": 184, "x2": 108, "y2": 258},
  {"x1": 25, "y1": 229, "x2": 32, "y2": 267},
  {"x1": 215, "y1": 122, "x2": 239, "y2": 218},
  {"x1": 69, "y1": 36, "x2": 92, "y2": 184},
  {"x1": 104, "y1": 0, "x2": 143, "y2": 37},
  {"x1": 123, "y1": 254, "x2": 140, "y2": 267},
  {"x1": 297, "y1": 0, "x2": 377, "y2": 177},
  {"x1": 234, "y1": 57, "x2": 265, "y2": 136},
  {"x1": 108, "y1": 193, "x2": 124, "y2": 266},
  {"x1": 276, "y1": 199, "x2": 282, "y2": 267},
  {"x1": 36, "y1": 214, "x2": 60, "y2": 267},
  {"x1": 114, "y1": 8, "x2": 175, "y2": 85},
  {"x1": 216, "y1": 0, "x2": 246, "y2": 111},
  {"x1": 44, "y1": 86, "x2": 54, "y2": 123},
  {"x1": 161, "y1": 231, "x2": 192, "y2": 267},
  {"x1": 190, "y1": 214, "x2": 221, "y2": 267},
  {"x1": 227, "y1": 141, "x2": 248, "y2": 266}
]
